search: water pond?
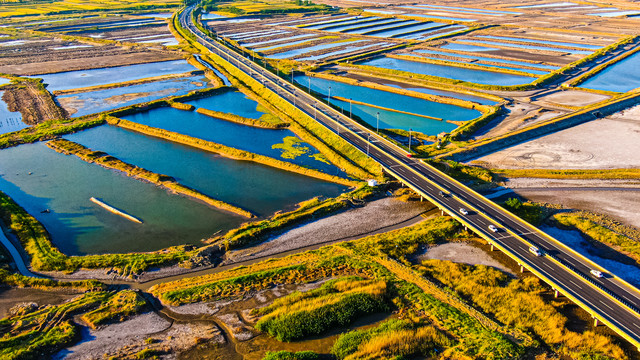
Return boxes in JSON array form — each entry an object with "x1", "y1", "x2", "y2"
[
  {"x1": 0, "y1": 91, "x2": 28, "y2": 135},
  {"x1": 57, "y1": 75, "x2": 211, "y2": 117},
  {"x1": 580, "y1": 50, "x2": 640, "y2": 92},
  {"x1": 0, "y1": 142, "x2": 244, "y2": 255},
  {"x1": 36, "y1": 60, "x2": 197, "y2": 91},
  {"x1": 442, "y1": 43, "x2": 500, "y2": 52},
  {"x1": 268, "y1": 40, "x2": 365, "y2": 59},
  {"x1": 65, "y1": 125, "x2": 347, "y2": 217},
  {"x1": 182, "y1": 90, "x2": 267, "y2": 119},
  {"x1": 461, "y1": 39, "x2": 592, "y2": 54},
  {"x1": 295, "y1": 75, "x2": 479, "y2": 134},
  {"x1": 476, "y1": 35, "x2": 601, "y2": 50},
  {"x1": 358, "y1": 56, "x2": 536, "y2": 86},
  {"x1": 122, "y1": 105, "x2": 341, "y2": 174}
]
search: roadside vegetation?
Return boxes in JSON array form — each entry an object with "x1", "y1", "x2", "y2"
[{"x1": 493, "y1": 167, "x2": 640, "y2": 180}]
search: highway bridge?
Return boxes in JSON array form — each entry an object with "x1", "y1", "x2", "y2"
[{"x1": 179, "y1": 7, "x2": 640, "y2": 350}]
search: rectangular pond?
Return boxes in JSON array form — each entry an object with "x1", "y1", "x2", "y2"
[
  {"x1": 358, "y1": 56, "x2": 537, "y2": 86},
  {"x1": 296, "y1": 42, "x2": 387, "y2": 61},
  {"x1": 267, "y1": 40, "x2": 365, "y2": 59},
  {"x1": 0, "y1": 91, "x2": 28, "y2": 135},
  {"x1": 399, "y1": 12, "x2": 477, "y2": 22},
  {"x1": 309, "y1": 17, "x2": 379, "y2": 30},
  {"x1": 580, "y1": 50, "x2": 640, "y2": 92},
  {"x1": 461, "y1": 39, "x2": 592, "y2": 54},
  {"x1": 56, "y1": 75, "x2": 211, "y2": 117},
  {"x1": 243, "y1": 33, "x2": 317, "y2": 47},
  {"x1": 122, "y1": 103, "x2": 342, "y2": 175},
  {"x1": 36, "y1": 60, "x2": 198, "y2": 91},
  {"x1": 373, "y1": 21, "x2": 444, "y2": 38},
  {"x1": 0, "y1": 142, "x2": 244, "y2": 255},
  {"x1": 295, "y1": 75, "x2": 481, "y2": 135},
  {"x1": 476, "y1": 35, "x2": 601, "y2": 50},
  {"x1": 414, "y1": 49, "x2": 559, "y2": 69},
  {"x1": 406, "y1": 54, "x2": 547, "y2": 75},
  {"x1": 255, "y1": 37, "x2": 319, "y2": 53},
  {"x1": 65, "y1": 125, "x2": 347, "y2": 217}
]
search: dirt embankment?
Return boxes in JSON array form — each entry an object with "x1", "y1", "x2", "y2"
[{"x1": 2, "y1": 81, "x2": 67, "y2": 124}]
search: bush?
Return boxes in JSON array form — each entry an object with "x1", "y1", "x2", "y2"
[{"x1": 262, "y1": 351, "x2": 320, "y2": 360}]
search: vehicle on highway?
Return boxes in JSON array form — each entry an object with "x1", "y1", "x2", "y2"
[
  {"x1": 459, "y1": 208, "x2": 468, "y2": 215},
  {"x1": 488, "y1": 224, "x2": 499, "y2": 233},
  {"x1": 406, "y1": 154, "x2": 412, "y2": 158},
  {"x1": 590, "y1": 269, "x2": 604, "y2": 278},
  {"x1": 529, "y1": 246, "x2": 543, "y2": 257},
  {"x1": 439, "y1": 191, "x2": 448, "y2": 197}
]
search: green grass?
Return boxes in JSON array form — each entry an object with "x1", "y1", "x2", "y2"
[
  {"x1": 262, "y1": 351, "x2": 320, "y2": 360},
  {"x1": 493, "y1": 168, "x2": 640, "y2": 180},
  {"x1": 255, "y1": 277, "x2": 390, "y2": 341},
  {"x1": 80, "y1": 290, "x2": 147, "y2": 328}
]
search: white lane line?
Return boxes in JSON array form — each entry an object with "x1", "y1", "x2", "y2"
[
  {"x1": 599, "y1": 300, "x2": 614, "y2": 311},
  {"x1": 569, "y1": 280, "x2": 583, "y2": 290},
  {"x1": 543, "y1": 263, "x2": 553, "y2": 269},
  {"x1": 634, "y1": 323, "x2": 640, "y2": 329}
]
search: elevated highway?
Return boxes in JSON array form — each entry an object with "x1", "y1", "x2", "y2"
[{"x1": 179, "y1": 7, "x2": 640, "y2": 350}]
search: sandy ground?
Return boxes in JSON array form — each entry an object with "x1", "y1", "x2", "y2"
[
  {"x1": 415, "y1": 242, "x2": 514, "y2": 274},
  {"x1": 472, "y1": 101, "x2": 568, "y2": 140},
  {"x1": 0, "y1": 287, "x2": 81, "y2": 318},
  {"x1": 513, "y1": 188, "x2": 640, "y2": 230},
  {"x1": 53, "y1": 312, "x2": 224, "y2": 360},
  {"x1": 226, "y1": 197, "x2": 432, "y2": 262},
  {"x1": 472, "y1": 112, "x2": 640, "y2": 169},
  {"x1": 535, "y1": 90, "x2": 610, "y2": 107}
]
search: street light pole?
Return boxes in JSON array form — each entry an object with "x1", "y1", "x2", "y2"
[
  {"x1": 349, "y1": 98, "x2": 352, "y2": 119},
  {"x1": 328, "y1": 86, "x2": 331, "y2": 106},
  {"x1": 308, "y1": 77, "x2": 311, "y2": 94},
  {"x1": 408, "y1": 128, "x2": 412, "y2": 152},
  {"x1": 367, "y1": 134, "x2": 371, "y2": 157},
  {"x1": 376, "y1": 112, "x2": 379, "y2": 134}
]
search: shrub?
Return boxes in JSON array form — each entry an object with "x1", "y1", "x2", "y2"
[{"x1": 262, "y1": 351, "x2": 320, "y2": 360}]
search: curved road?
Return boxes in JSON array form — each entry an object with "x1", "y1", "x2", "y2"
[{"x1": 182, "y1": 7, "x2": 640, "y2": 349}]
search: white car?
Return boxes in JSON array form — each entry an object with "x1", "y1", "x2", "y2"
[
  {"x1": 488, "y1": 224, "x2": 499, "y2": 233},
  {"x1": 459, "y1": 208, "x2": 468, "y2": 215},
  {"x1": 529, "y1": 246, "x2": 543, "y2": 257},
  {"x1": 590, "y1": 269, "x2": 604, "y2": 278}
]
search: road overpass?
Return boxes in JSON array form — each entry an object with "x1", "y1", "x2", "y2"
[{"x1": 179, "y1": 7, "x2": 640, "y2": 350}]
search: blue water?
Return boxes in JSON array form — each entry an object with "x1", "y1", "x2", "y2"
[
  {"x1": 414, "y1": 49, "x2": 558, "y2": 69},
  {"x1": 399, "y1": 11, "x2": 477, "y2": 22},
  {"x1": 234, "y1": 30, "x2": 290, "y2": 41},
  {"x1": 330, "y1": 18, "x2": 397, "y2": 32},
  {"x1": 0, "y1": 78, "x2": 10, "y2": 86},
  {"x1": 122, "y1": 106, "x2": 341, "y2": 174},
  {"x1": 182, "y1": 91, "x2": 267, "y2": 119},
  {"x1": 0, "y1": 142, "x2": 245, "y2": 255},
  {"x1": 442, "y1": 43, "x2": 500, "y2": 52},
  {"x1": 268, "y1": 40, "x2": 366, "y2": 59},
  {"x1": 413, "y1": 27, "x2": 468, "y2": 41},
  {"x1": 295, "y1": 75, "x2": 480, "y2": 134},
  {"x1": 350, "y1": 20, "x2": 415, "y2": 35},
  {"x1": 255, "y1": 38, "x2": 318, "y2": 52},
  {"x1": 515, "y1": 2, "x2": 576, "y2": 8},
  {"x1": 461, "y1": 39, "x2": 592, "y2": 54},
  {"x1": 65, "y1": 125, "x2": 347, "y2": 217},
  {"x1": 316, "y1": 17, "x2": 383, "y2": 31},
  {"x1": 477, "y1": 35, "x2": 601, "y2": 50},
  {"x1": 381, "y1": 83, "x2": 498, "y2": 105},
  {"x1": 580, "y1": 50, "x2": 640, "y2": 92},
  {"x1": 297, "y1": 43, "x2": 386, "y2": 61},
  {"x1": 399, "y1": 25, "x2": 453, "y2": 39},
  {"x1": 588, "y1": 10, "x2": 640, "y2": 17},
  {"x1": 373, "y1": 21, "x2": 444, "y2": 38},
  {"x1": 244, "y1": 33, "x2": 317, "y2": 47},
  {"x1": 36, "y1": 60, "x2": 197, "y2": 91},
  {"x1": 0, "y1": 91, "x2": 27, "y2": 135},
  {"x1": 409, "y1": 4, "x2": 521, "y2": 15},
  {"x1": 406, "y1": 55, "x2": 547, "y2": 75},
  {"x1": 359, "y1": 56, "x2": 536, "y2": 86},
  {"x1": 58, "y1": 76, "x2": 211, "y2": 118},
  {"x1": 301, "y1": 16, "x2": 364, "y2": 28}
]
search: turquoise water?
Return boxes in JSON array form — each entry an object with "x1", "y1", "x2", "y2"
[
  {"x1": 36, "y1": 60, "x2": 197, "y2": 91},
  {"x1": 0, "y1": 91, "x2": 28, "y2": 135},
  {"x1": 0, "y1": 142, "x2": 245, "y2": 255},
  {"x1": 580, "y1": 50, "x2": 640, "y2": 92},
  {"x1": 65, "y1": 125, "x2": 347, "y2": 217},
  {"x1": 182, "y1": 90, "x2": 267, "y2": 119},
  {"x1": 381, "y1": 82, "x2": 497, "y2": 105},
  {"x1": 295, "y1": 75, "x2": 480, "y2": 134},
  {"x1": 359, "y1": 56, "x2": 536, "y2": 86},
  {"x1": 122, "y1": 106, "x2": 341, "y2": 174},
  {"x1": 58, "y1": 75, "x2": 211, "y2": 117}
]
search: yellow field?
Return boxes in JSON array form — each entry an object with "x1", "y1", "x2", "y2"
[{"x1": 0, "y1": 0, "x2": 179, "y2": 18}]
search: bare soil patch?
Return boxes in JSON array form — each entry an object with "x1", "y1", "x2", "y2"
[
  {"x1": 415, "y1": 242, "x2": 515, "y2": 274},
  {"x1": 535, "y1": 90, "x2": 611, "y2": 107},
  {"x1": 472, "y1": 114, "x2": 640, "y2": 169},
  {"x1": 2, "y1": 80, "x2": 67, "y2": 124}
]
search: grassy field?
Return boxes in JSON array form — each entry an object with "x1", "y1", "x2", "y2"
[
  {"x1": 494, "y1": 168, "x2": 640, "y2": 180},
  {"x1": 0, "y1": 0, "x2": 178, "y2": 18}
]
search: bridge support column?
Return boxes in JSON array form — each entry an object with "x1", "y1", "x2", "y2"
[
  {"x1": 519, "y1": 264, "x2": 525, "y2": 273},
  {"x1": 593, "y1": 317, "x2": 600, "y2": 327},
  {"x1": 489, "y1": 243, "x2": 494, "y2": 251},
  {"x1": 441, "y1": 209, "x2": 444, "y2": 216},
  {"x1": 553, "y1": 289, "x2": 559, "y2": 298}
]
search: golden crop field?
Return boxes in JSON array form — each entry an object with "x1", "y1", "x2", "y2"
[{"x1": 0, "y1": 0, "x2": 180, "y2": 18}]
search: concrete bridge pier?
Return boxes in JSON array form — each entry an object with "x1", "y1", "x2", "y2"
[
  {"x1": 593, "y1": 317, "x2": 601, "y2": 327},
  {"x1": 519, "y1": 264, "x2": 525, "y2": 273},
  {"x1": 553, "y1": 289, "x2": 560, "y2": 298}
]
